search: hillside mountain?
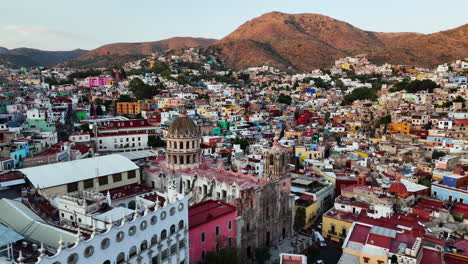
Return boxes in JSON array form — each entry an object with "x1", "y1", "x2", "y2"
[
  {"x1": 0, "y1": 48, "x2": 87, "y2": 68},
  {"x1": 63, "y1": 37, "x2": 217, "y2": 68},
  {"x1": 214, "y1": 12, "x2": 468, "y2": 70}
]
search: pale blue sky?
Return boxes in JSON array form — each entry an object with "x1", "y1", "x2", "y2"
[{"x1": 1, "y1": 0, "x2": 467, "y2": 51}]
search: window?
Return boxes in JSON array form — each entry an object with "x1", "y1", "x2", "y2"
[
  {"x1": 171, "y1": 244, "x2": 176, "y2": 255},
  {"x1": 363, "y1": 257, "x2": 370, "y2": 263},
  {"x1": 127, "y1": 170, "x2": 136, "y2": 179},
  {"x1": 147, "y1": 234, "x2": 157, "y2": 247},
  {"x1": 215, "y1": 226, "x2": 220, "y2": 236},
  {"x1": 201, "y1": 250, "x2": 206, "y2": 260},
  {"x1": 84, "y1": 246, "x2": 94, "y2": 258},
  {"x1": 161, "y1": 229, "x2": 167, "y2": 240},
  {"x1": 179, "y1": 240, "x2": 185, "y2": 249},
  {"x1": 67, "y1": 182, "x2": 78, "y2": 192},
  {"x1": 128, "y1": 226, "x2": 137, "y2": 236},
  {"x1": 116, "y1": 231, "x2": 125, "y2": 242},
  {"x1": 101, "y1": 238, "x2": 110, "y2": 249},
  {"x1": 67, "y1": 253, "x2": 79, "y2": 264},
  {"x1": 201, "y1": 232, "x2": 206, "y2": 243},
  {"x1": 113, "y1": 173, "x2": 122, "y2": 182},
  {"x1": 84, "y1": 179, "x2": 94, "y2": 189},
  {"x1": 162, "y1": 249, "x2": 168, "y2": 260},
  {"x1": 170, "y1": 224, "x2": 176, "y2": 235},
  {"x1": 178, "y1": 220, "x2": 184, "y2": 230},
  {"x1": 129, "y1": 246, "x2": 137, "y2": 258},
  {"x1": 151, "y1": 216, "x2": 157, "y2": 225},
  {"x1": 228, "y1": 220, "x2": 232, "y2": 230},
  {"x1": 98, "y1": 176, "x2": 108, "y2": 186},
  {"x1": 140, "y1": 220, "x2": 147, "y2": 231}
]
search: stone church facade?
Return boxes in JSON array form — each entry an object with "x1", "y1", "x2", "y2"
[{"x1": 144, "y1": 112, "x2": 294, "y2": 261}]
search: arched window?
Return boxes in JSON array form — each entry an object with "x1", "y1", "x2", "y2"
[
  {"x1": 140, "y1": 240, "x2": 148, "y2": 251},
  {"x1": 102, "y1": 261, "x2": 111, "y2": 264},
  {"x1": 178, "y1": 220, "x2": 184, "y2": 230},
  {"x1": 116, "y1": 252, "x2": 125, "y2": 264},
  {"x1": 180, "y1": 142, "x2": 183, "y2": 149},
  {"x1": 129, "y1": 246, "x2": 137, "y2": 258},
  {"x1": 128, "y1": 200, "x2": 136, "y2": 210},
  {"x1": 170, "y1": 224, "x2": 176, "y2": 235},
  {"x1": 67, "y1": 254, "x2": 78, "y2": 264},
  {"x1": 161, "y1": 229, "x2": 167, "y2": 240},
  {"x1": 151, "y1": 234, "x2": 158, "y2": 245},
  {"x1": 101, "y1": 238, "x2": 110, "y2": 249}
]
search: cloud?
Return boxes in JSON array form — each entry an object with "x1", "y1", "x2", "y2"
[{"x1": 3, "y1": 24, "x2": 81, "y2": 40}]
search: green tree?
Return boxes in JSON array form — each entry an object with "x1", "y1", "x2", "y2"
[
  {"x1": 118, "y1": 94, "x2": 133, "y2": 102},
  {"x1": 233, "y1": 137, "x2": 249, "y2": 151},
  {"x1": 278, "y1": 94, "x2": 292, "y2": 105},
  {"x1": 432, "y1": 150, "x2": 446, "y2": 160},
  {"x1": 139, "y1": 60, "x2": 150, "y2": 68},
  {"x1": 378, "y1": 115, "x2": 392, "y2": 125},
  {"x1": 95, "y1": 105, "x2": 104, "y2": 116},
  {"x1": 255, "y1": 248, "x2": 271, "y2": 264},
  {"x1": 294, "y1": 207, "x2": 306, "y2": 232},
  {"x1": 148, "y1": 135, "x2": 166, "y2": 148},
  {"x1": 312, "y1": 77, "x2": 331, "y2": 89},
  {"x1": 79, "y1": 123, "x2": 90, "y2": 133},
  {"x1": 390, "y1": 79, "x2": 439, "y2": 93},
  {"x1": 453, "y1": 96, "x2": 466, "y2": 107},
  {"x1": 128, "y1": 78, "x2": 159, "y2": 100},
  {"x1": 342, "y1": 87, "x2": 379, "y2": 105},
  {"x1": 206, "y1": 247, "x2": 241, "y2": 264},
  {"x1": 294, "y1": 111, "x2": 300, "y2": 120}
]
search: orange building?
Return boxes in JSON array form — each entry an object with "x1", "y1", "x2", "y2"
[
  {"x1": 389, "y1": 122, "x2": 410, "y2": 135},
  {"x1": 116, "y1": 102, "x2": 142, "y2": 115}
]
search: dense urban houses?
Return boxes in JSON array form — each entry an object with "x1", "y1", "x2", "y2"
[{"x1": 0, "y1": 29, "x2": 467, "y2": 264}]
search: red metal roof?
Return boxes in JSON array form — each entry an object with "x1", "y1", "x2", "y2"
[{"x1": 189, "y1": 200, "x2": 236, "y2": 229}]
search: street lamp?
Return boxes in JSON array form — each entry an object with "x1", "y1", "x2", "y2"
[{"x1": 89, "y1": 123, "x2": 98, "y2": 153}]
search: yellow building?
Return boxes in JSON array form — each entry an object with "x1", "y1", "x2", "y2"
[
  {"x1": 295, "y1": 145, "x2": 324, "y2": 163},
  {"x1": 116, "y1": 102, "x2": 142, "y2": 115},
  {"x1": 322, "y1": 208, "x2": 354, "y2": 243},
  {"x1": 341, "y1": 63, "x2": 351, "y2": 70},
  {"x1": 295, "y1": 195, "x2": 318, "y2": 229},
  {"x1": 285, "y1": 131, "x2": 304, "y2": 143},
  {"x1": 389, "y1": 122, "x2": 411, "y2": 135}
]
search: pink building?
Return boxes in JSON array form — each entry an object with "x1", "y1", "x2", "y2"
[
  {"x1": 87, "y1": 76, "x2": 110, "y2": 87},
  {"x1": 189, "y1": 200, "x2": 237, "y2": 264}
]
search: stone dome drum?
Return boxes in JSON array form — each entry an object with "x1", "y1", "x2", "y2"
[{"x1": 166, "y1": 109, "x2": 202, "y2": 170}]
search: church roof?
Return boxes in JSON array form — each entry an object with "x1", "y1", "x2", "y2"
[{"x1": 167, "y1": 110, "x2": 200, "y2": 138}]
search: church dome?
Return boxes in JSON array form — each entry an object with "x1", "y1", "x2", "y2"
[
  {"x1": 168, "y1": 109, "x2": 200, "y2": 138},
  {"x1": 389, "y1": 181, "x2": 408, "y2": 197}
]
